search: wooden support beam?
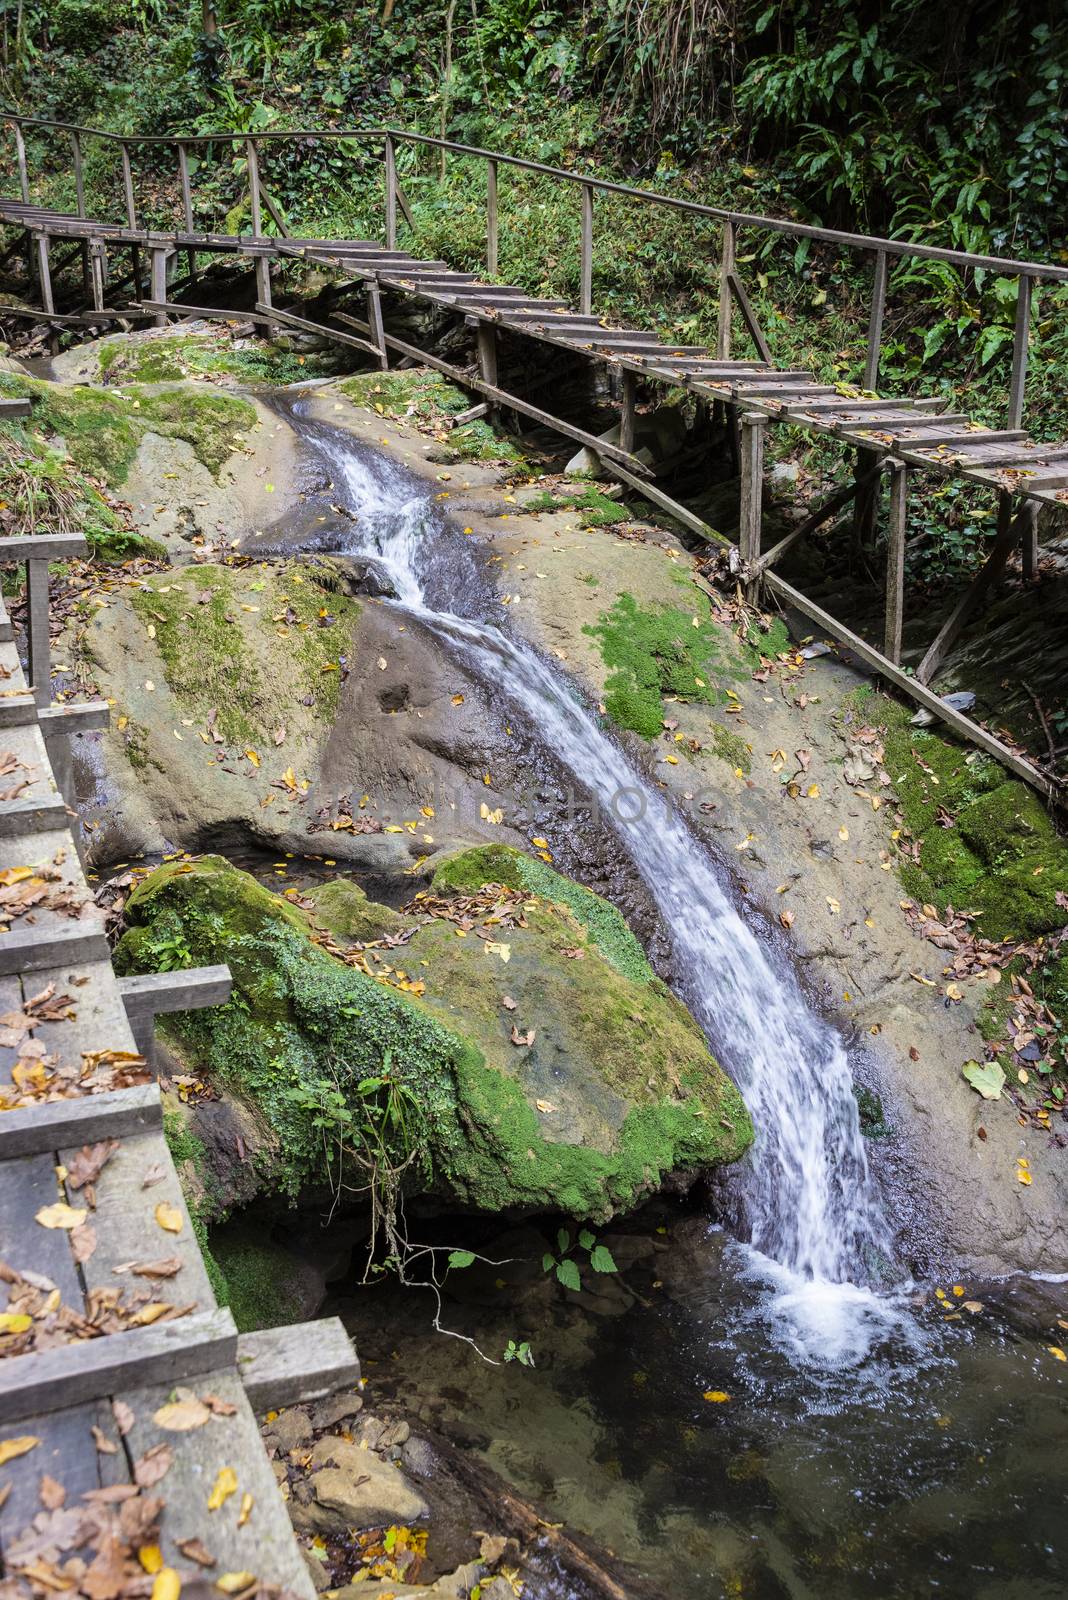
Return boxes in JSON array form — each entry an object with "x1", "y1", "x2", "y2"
[
  {"x1": 12, "y1": 120, "x2": 30, "y2": 204},
  {"x1": 26, "y1": 558, "x2": 50, "y2": 708},
  {"x1": 384, "y1": 133, "x2": 397, "y2": 250},
  {"x1": 579, "y1": 182, "x2": 594, "y2": 317},
  {"x1": 884, "y1": 461, "x2": 908, "y2": 664},
  {"x1": 864, "y1": 248, "x2": 888, "y2": 391},
  {"x1": 261, "y1": 302, "x2": 381, "y2": 362},
  {"x1": 118, "y1": 965, "x2": 232, "y2": 1018},
  {"x1": 852, "y1": 447, "x2": 881, "y2": 550},
  {"x1": 149, "y1": 247, "x2": 169, "y2": 329},
  {"x1": 727, "y1": 269, "x2": 773, "y2": 365},
  {"x1": 717, "y1": 220, "x2": 734, "y2": 361},
  {"x1": 246, "y1": 137, "x2": 264, "y2": 237},
  {"x1": 763, "y1": 572, "x2": 1056, "y2": 798},
  {"x1": 739, "y1": 412, "x2": 766, "y2": 599},
  {"x1": 0, "y1": 398, "x2": 31, "y2": 418},
  {"x1": 753, "y1": 466, "x2": 881, "y2": 576},
  {"x1": 0, "y1": 534, "x2": 88, "y2": 562},
  {"x1": 34, "y1": 233, "x2": 55, "y2": 317},
  {"x1": 1008, "y1": 274, "x2": 1032, "y2": 430},
  {"x1": 0, "y1": 1083, "x2": 161, "y2": 1161},
  {"x1": 0, "y1": 1308, "x2": 238, "y2": 1425},
  {"x1": 610, "y1": 461, "x2": 726, "y2": 545},
  {"x1": 119, "y1": 144, "x2": 137, "y2": 230},
  {"x1": 237, "y1": 1318, "x2": 360, "y2": 1410},
  {"x1": 453, "y1": 402, "x2": 489, "y2": 424},
  {"x1": 366, "y1": 286, "x2": 388, "y2": 370},
  {"x1": 486, "y1": 157, "x2": 498, "y2": 277},
  {"x1": 619, "y1": 369, "x2": 637, "y2": 457},
  {"x1": 140, "y1": 299, "x2": 272, "y2": 327},
  {"x1": 38, "y1": 700, "x2": 110, "y2": 734},
  {"x1": 0, "y1": 795, "x2": 69, "y2": 836},
  {"x1": 916, "y1": 495, "x2": 1031, "y2": 685}
]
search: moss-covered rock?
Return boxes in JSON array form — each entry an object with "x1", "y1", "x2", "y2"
[
  {"x1": 115, "y1": 852, "x2": 751, "y2": 1224},
  {"x1": 0, "y1": 369, "x2": 256, "y2": 484},
  {"x1": 303, "y1": 879, "x2": 407, "y2": 944}
]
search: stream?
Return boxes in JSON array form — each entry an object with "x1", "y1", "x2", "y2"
[{"x1": 272, "y1": 402, "x2": 1067, "y2": 1598}]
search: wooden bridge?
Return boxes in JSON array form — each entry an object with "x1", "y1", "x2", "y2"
[
  {"x1": 1, "y1": 113, "x2": 1066, "y2": 807},
  {"x1": 0, "y1": 513, "x2": 357, "y2": 1590}
]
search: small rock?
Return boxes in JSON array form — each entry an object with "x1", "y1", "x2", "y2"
[
  {"x1": 302, "y1": 1546, "x2": 331, "y2": 1593},
  {"x1": 264, "y1": 1406, "x2": 313, "y2": 1453},
  {"x1": 304, "y1": 1437, "x2": 429, "y2": 1531},
  {"x1": 379, "y1": 1419, "x2": 410, "y2": 1449},
  {"x1": 400, "y1": 1435, "x2": 436, "y2": 1478},
  {"x1": 310, "y1": 1391, "x2": 364, "y2": 1432}
]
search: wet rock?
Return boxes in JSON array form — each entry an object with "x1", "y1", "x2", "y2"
[
  {"x1": 300, "y1": 1437, "x2": 429, "y2": 1531},
  {"x1": 310, "y1": 1391, "x2": 365, "y2": 1432},
  {"x1": 401, "y1": 1434, "x2": 436, "y2": 1477}
]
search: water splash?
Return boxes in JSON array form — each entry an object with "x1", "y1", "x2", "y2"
[{"x1": 301, "y1": 413, "x2": 913, "y2": 1365}]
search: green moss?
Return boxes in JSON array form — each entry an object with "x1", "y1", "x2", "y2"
[
  {"x1": 430, "y1": 844, "x2": 653, "y2": 984},
  {"x1": 0, "y1": 421, "x2": 164, "y2": 563},
  {"x1": 304, "y1": 878, "x2": 407, "y2": 943},
  {"x1": 335, "y1": 370, "x2": 525, "y2": 463},
  {"x1": 209, "y1": 1231, "x2": 307, "y2": 1332},
  {"x1": 128, "y1": 564, "x2": 360, "y2": 745},
  {"x1": 875, "y1": 694, "x2": 1068, "y2": 940},
  {"x1": 583, "y1": 590, "x2": 749, "y2": 739},
  {"x1": 99, "y1": 334, "x2": 335, "y2": 387},
  {"x1": 115, "y1": 854, "x2": 751, "y2": 1221},
  {"x1": 163, "y1": 1106, "x2": 208, "y2": 1173},
  {"x1": 709, "y1": 723, "x2": 753, "y2": 773},
  {"x1": 524, "y1": 486, "x2": 629, "y2": 526},
  {"x1": 0, "y1": 370, "x2": 255, "y2": 484}
]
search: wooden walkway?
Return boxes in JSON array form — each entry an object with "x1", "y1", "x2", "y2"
[
  {"x1": 0, "y1": 522, "x2": 357, "y2": 1593},
  {"x1": 0, "y1": 115, "x2": 1065, "y2": 801}
]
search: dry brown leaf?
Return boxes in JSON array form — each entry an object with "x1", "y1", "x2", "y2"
[
  {"x1": 153, "y1": 1397, "x2": 212, "y2": 1431},
  {"x1": 91, "y1": 1424, "x2": 118, "y2": 1455},
  {"x1": 71, "y1": 1222, "x2": 98, "y2": 1264},
  {"x1": 35, "y1": 1202, "x2": 87, "y2": 1231},
  {"x1": 176, "y1": 1536, "x2": 216, "y2": 1568},
  {"x1": 112, "y1": 1400, "x2": 134, "y2": 1436},
  {"x1": 38, "y1": 1474, "x2": 65, "y2": 1509},
  {"x1": 203, "y1": 1394, "x2": 237, "y2": 1416},
  {"x1": 133, "y1": 1443, "x2": 173, "y2": 1488}
]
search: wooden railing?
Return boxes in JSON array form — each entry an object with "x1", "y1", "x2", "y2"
[{"x1": 3, "y1": 110, "x2": 1067, "y2": 430}]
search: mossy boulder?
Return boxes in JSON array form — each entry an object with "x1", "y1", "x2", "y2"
[{"x1": 115, "y1": 851, "x2": 751, "y2": 1223}]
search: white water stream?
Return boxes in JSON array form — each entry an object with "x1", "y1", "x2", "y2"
[{"x1": 305, "y1": 418, "x2": 920, "y2": 1366}]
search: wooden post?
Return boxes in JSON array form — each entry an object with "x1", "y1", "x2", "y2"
[
  {"x1": 12, "y1": 121, "x2": 29, "y2": 203},
  {"x1": 177, "y1": 142, "x2": 198, "y2": 285},
  {"x1": 739, "y1": 412, "x2": 765, "y2": 600},
  {"x1": 915, "y1": 492, "x2": 1026, "y2": 685},
  {"x1": 255, "y1": 256, "x2": 274, "y2": 330},
  {"x1": 120, "y1": 143, "x2": 137, "y2": 229},
  {"x1": 486, "y1": 157, "x2": 498, "y2": 278},
  {"x1": 26, "y1": 560, "x2": 50, "y2": 709},
  {"x1": 1008, "y1": 274, "x2": 1032, "y2": 431},
  {"x1": 852, "y1": 447, "x2": 881, "y2": 549},
  {"x1": 71, "y1": 132, "x2": 85, "y2": 217},
  {"x1": 619, "y1": 369, "x2": 637, "y2": 457},
  {"x1": 864, "y1": 248, "x2": 887, "y2": 391},
  {"x1": 579, "y1": 182, "x2": 594, "y2": 317},
  {"x1": 367, "y1": 282, "x2": 388, "y2": 371},
  {"x1": 33, "y1": 233, "x2": 55, "y2": 316},
  {"x1": 246, "y1": 137, "x2": 263, "y2": 236},
  {"x1": 384, "y1": 134, "x2": 398, "y2": 250},
  {"x1": 477, "y1": 320, "x2": 499, "y2": 425},
  {"x1": 884, "y1": 461, "x2": 907, "y2": 664},
  {"x1": 89, "y1": 239, "x2": 107, "y2": 311},
  {"x1": 717, "y1": 220, "x2": 735, "y2": 361},
  {"x1": 1021, "y1": 496, "x2": 1039, "y2": 580},
  {"x1": 149, "y1": 247, "x2": 168, "y2": 327}
]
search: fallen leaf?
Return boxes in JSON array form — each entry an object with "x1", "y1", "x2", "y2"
[
  {"x1": 71, "y1": 1222, "x2": 98, "y2": 1263},
  {"x1": 91, "y1": 1425, "x2": 119, "y2": 1455},
  {"x1": 176, "y1": 1537, "x2": 216, "y2": 1567},
  {"x1": 1048, "y1": 1346, "x2": 1066, "y2": 1362},
  {"x1": 139, "y1": 1544, "x2": 164, "y2": 1573},
  {"x1": 0, "y1": 1437, "x2": 38, "y2": 1467},
  {"x1": 207, "y1": 1465, "x2": 238, "y2": 1511},
  {"x1": 237, "y1": 1491, "x2": 253, "y2": 1527},
  {"x1": 113, "y1": 1400, "x2": 135, "y2": 1436},
  {"x1": 151, "y1": 1571, "x2": 182, "y2": 1600},
  {"x1": 154, "y1": 1202, "x2": 183, "y2": 1234},
  {"x1": 153, "y1": 1397, "x2": 211, "y2": 1431},
  {"x1": 35, "y1": 1202, "x2": 87, "y2": 1230},
  {"x1": 39, "y1": 1474, "x2": 65, "y2": 1509},
  {"x1": 702, "y1": 1390, "x2": 730, "y2": 1403},
  {"x1": 217, "y1": 1576, "x2": 256, "y2": 1595},
  {"x1": 961, "y1": 1060, "x2": 1004, "y2": 1100},
  {"x1": 134, "y1": 1443, "x2": 173, "y2": 1488},
  {"x1": 0, "y1": 1312, "x2": 32, "y2": 1334}
]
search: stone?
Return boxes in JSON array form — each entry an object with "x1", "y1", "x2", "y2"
[
  {"x1": 302, "y1": 1546, "x2": 332, "y2": 1593},
  {"x1": 400, "y1": 1435, "x2": 436, "y2": 1478},
  {"x1": 303, "y1": 1438, "x2": 429, "y2": 1531},
  {"x1": 310, "y1": 1391, "x2": 364, "y2": 1432},
  {"x1": 264, "y1": 1406, "x2": 313, "y2": 1453}
]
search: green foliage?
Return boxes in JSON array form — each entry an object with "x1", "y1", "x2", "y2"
[
  {"x1": 503, "y1": 1338, "x2": 535, "y2": 1366},
  {"x1": 583, "y1": 590, "x2": 748, "y2": 738},
  {"x1": 541, "y1": 1225, "x2": 618, "y2": 1292}
]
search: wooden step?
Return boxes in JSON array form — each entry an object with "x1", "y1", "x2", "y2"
[
  {"x1": 0, "y1": 795, "x2": 70, "y2": 836},
  {"x1": 0, "y1": 923, "x2": 111, "y2": 977},
  {"x1": 237, "y1": 1317, "x2": 361, "y2": 1409},
  {"x1": 0, "y1": 1307, "x2": 238, "y2": 1424},
  {"x1": 0, "y1": 1082, "x2": 161, "y2": 1160}
]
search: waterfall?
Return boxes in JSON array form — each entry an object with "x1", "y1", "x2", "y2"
[{"x1": 297, "y1": 415, "x2": 917, "y2": 1366}]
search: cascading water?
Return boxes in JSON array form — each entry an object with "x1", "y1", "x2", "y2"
[{"x1": 298, "y1": 413, "x2": 919, "y2": 1365}]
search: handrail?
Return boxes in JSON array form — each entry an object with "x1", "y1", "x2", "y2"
[{"x1": 2, "y1": 107, "x2": 1067, "y2": 283}]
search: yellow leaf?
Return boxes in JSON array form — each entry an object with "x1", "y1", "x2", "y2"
[
  {"x1": 826, "y1": 897, "x2": 840, "y2": 914},
  {"x1": 807, "y1": 783, "x2": 820, "y2": 798},
  {"x1": 0, "y1": 1312, "x2": 32, "y2": 1334},
  {"x1": 962, "y1": 1301, "x2": 984, "y2": 1314},
  {"x1": 838, "y1": 825, "x2": 849, "y2": 840},
  {"x1": 139, "y1": 1544, "x2": 164, "y2": 1573},
  {"x1": 36, "y1": 1202, "x2": 87, "y2": 1230},
  {"x1": 702, "y1": 1390, "x2": 730, "y2": 1403},
  {"x1": 531, "y1": 837, "x2": 548, "y2": 849},
  {"x1": 1048, "y1": 1346, "x2": 1067, "y2": 1362},
  {"x1": 207, "y1": 1465, "x2": 238, "y2": 1512},
  {"x1": 217, "y1": 1577, "x2": 256, "y2": 1595},
  {"x1": 0, "y1": 1436, "x2": 38, "y2": 1466},
  {"x1": 155, "y1": 1202, "x2": 183, "y2": 1234},
  {"x1": 153, "y1": 1397, "x2": 211, "y2": 1430},
  {"x1": 238, "y1": 1491, "x2": 253, "y2": 1527},
  {"x1": 151, "y1": 1572, "x2": 181, "y2": 1600},
  {"x1": 244, "y1": 749, "x2": 260, "y2": 768}
]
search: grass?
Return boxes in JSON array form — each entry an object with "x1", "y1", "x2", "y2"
[{"x1": 0, "y1": 424, "x2": 165, "y2": 562}]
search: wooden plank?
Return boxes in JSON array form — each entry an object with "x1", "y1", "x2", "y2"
[
  {"x1": 739, "y1": 412, "x2": 766, "y2": 594},
  {"x1": 763, "y1": 571, "x2": 1056, "y2": 798},
  {"x1": 486, "y1": 156, "x2": 498, "y2": 277},
  {"x1": 0, "y1": 925, "x2": 111, "y2": 977},
  {"x1": 138, "y1": 299, "x2": 273, "y2": 326},
  {"x1": 259, "y1": 301, "x2": 381, "y2": 360},
  {"x1": 579, "y1": 181, "x2": 594, "y2": 316},
  {"x1": 727, "y1": 268, "x2": 773, "y2": 364},
  {"x1": 0, "y1": 1083, "x2": 161, "y2": 1160},
  {"x1": 118, "y1": 964, "x2": 232, "y2": 1018},
  {"x1": 916, "y1": 497, "x2": 1032, "y2": 685},
  {"x1": 864, "y1": 248, "x2": 887, "y2": 390},
  {"x1": 237, "y1": 1317, "x2": 361, "y2": 1409},
  {"x1": 0, "y1": 1405, "x2": 110, "y2": 1550},
  {"x1": 0, "y1": 1308, "x2": 238, "y2": 1424},
  {"x1": 885, "y1": 427, "x2": 1028, "y2": 449},
  {"x1": 0, "y1": 533, "x2": 88, "y2": 562},
  {"x1": 0, "y1": 693, "x2": 38, "y2": 728},
  {"x1": 37, "y1": 701, "x2": 111, "y2": 733},
  {"x1": 0, "y1": 795, "x2": 69, "y2": 836},
  {"x1": 26, "y1": 558, "x2": 49, "y2": 708},
  {"x1": 0, "y1": 398, "x2": 31, "y2": 417},
  {"x1": 1008, "y1": 274, "x2": 1032, "y2": 430}
]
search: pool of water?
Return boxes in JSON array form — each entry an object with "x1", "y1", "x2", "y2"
[{"x1": 333, "y1": 1201, "x2": 1068, "y2": 1600}]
